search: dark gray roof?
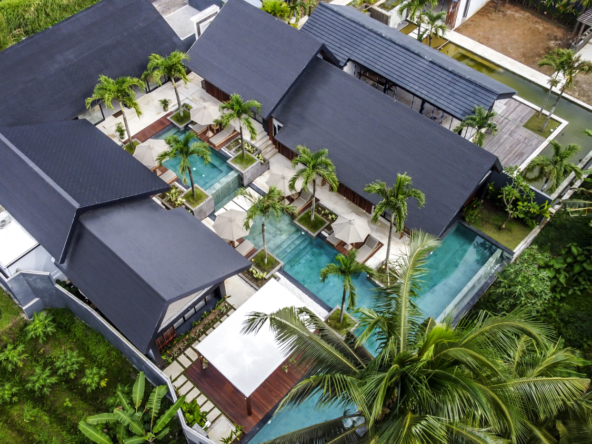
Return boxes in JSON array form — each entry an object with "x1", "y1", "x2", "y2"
[
  {"x1": 273, "y1": 59, "x2": 500, "y2": 236},
  {"x1": 0, "y1": 120, "x2": 168, "y2": 262},
  {"x1": 301, "y1": 3, "x2": 516, "y2": 120},
  {"x1": 59, "y1": 199, "x2": 250, "y2": 353},
  {"x1": 186, "y1": 0, "x2": 332, "y2": 118},
  {"x1": 0, "y1": 0, "x2": 183, "y2": 127}
]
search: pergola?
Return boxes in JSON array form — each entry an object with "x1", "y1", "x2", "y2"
[{"x1": 574, "y1": 9, "x2": 592, "y2": 44}]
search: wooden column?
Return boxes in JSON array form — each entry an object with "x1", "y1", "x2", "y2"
[{"x1": 245, "y1": 397, "x2": 252, "y2": 416}]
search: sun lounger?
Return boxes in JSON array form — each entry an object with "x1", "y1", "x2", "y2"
[
  {"x1": 326, "y1": 232, "x2": 340, "y2": 246},
  {"x1": 189, "y1": 122, "x2": 208, "y2": 135},
  {"x1": 292, "y1": 191, "x2": 312, "y2": 213},
  {"x1": 209, "y1": 124, "x2": 235, "y2": 148},
  {"x1": 356, "y1": 235, "x2": 379, "y2": 263},
  {"x1": 235, "y1": 240, "x2": 255, "y2": 257},
  {"x1": 159, "y1": 170, "x2": 178, "y2": 185}
]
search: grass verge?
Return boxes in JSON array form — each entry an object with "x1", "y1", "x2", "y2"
[
  {"x1": 230, "y1": 153, "x2": 257, "y2": 170},
  {"x1": 183, "y1": 186, "x2": 208, "y2": 207},
  {"x1": 470, "y1": 200, "x2": 531, "y2": 250},
  {"x1": 296, "y1": 210, "x2": 327, "y2": 233},
  {"x1": 523, "y1": 114, "x2": 561, "y2": 139},
  {"x1": 251, "y1": 250, "x2": 280, "y2": 273},
  {"x1": 326, "y1": 309, "x2": 356, "y2": 336}
]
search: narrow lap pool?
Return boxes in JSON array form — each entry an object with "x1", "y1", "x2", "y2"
[{"x1": 156, "y1": 127, "x2": 240, "y2": 209}]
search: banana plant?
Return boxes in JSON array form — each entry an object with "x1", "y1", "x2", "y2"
[{"x1": 78, "y1": 372, "x2": 185, "y2": 444}]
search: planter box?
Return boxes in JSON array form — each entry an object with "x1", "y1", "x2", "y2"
[
  {"x1": 250, "y1": 248, "x2": 284, "y2": 277},
  {"x1": 167, "y1": 106, "x2": 192, "y2": 130},
  {"x1": 227, "y1": 154, "x2": 269, "y2": 186},
  {"x1": 325, "y1": 306, "x2": 359, "y2": 340},
  {"x1": 182, "y1": 185, "x2": 215, "y2": 220},
  {"x1": 293, "y1": 213, "x2": 329, "y2": 238},
  {"x1": 156, "y1": 183, "x2": 187, "y2": 210}
]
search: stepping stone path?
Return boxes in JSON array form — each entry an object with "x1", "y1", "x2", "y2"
[{"x1": 163, "y1": 307, "x2": 237, "y2": 440}]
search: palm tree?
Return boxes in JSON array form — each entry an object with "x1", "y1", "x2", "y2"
[
  {"x1": 261, "y1": 0, "x2": 290, "y2": 21},
  {"x1": 538, "y1": 48, "x2": 568, "y2": 118},
  {"x1": 454, "y1": 105, "x2": 498, "y2": 147},
  {"x1": 239, "y1": 186, "x2": 296, "y2": 265},
  {"x1": 398, "y1": 0, "x2": 438, "y2": 41},
  {"x1": 289, "y1": 146, "x2": 339, "y2": 223},
  {"x1": 320, "y1": 249, "x2": 374, "y2": 324},
  {"x1": 86, "y1": 75, "x2": 144, "y2": 152},
  {"x1": 524, "y1": 140, "x2": 583, "y2": 192},
  {"x1": 215, "y1": 94, "x2": 262, "y2": 159},
  {"x1": 156, "y1": 133, "x2": 211, "y2": 198},
  {"x1": 365, "y1": 175, "x2": 425, "y2": 285},
  {"x1": 142, "y1": 51, "x2": 190, "y2": 112},
  {"x1": 542, "y1": 50, "x2": 592, "y2": 131},
  {"x1": 243, "y1": 231, "x2": 591, "y2": 444},
  {"x1": 420, "y1": 10, "x2": 447, "y2": 47}
]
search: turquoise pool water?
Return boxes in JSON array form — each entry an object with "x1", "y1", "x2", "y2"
[{"x1": 156, "y1": 127, "x2": 240, "y2": 209}]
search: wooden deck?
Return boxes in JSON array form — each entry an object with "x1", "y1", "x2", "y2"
[
  {"x1": 130, "y1": 111, "x2": 174, "y2": 143},
  {"x1": 481, "y1": 99, "x2": 546, "y2": 167},
  {"x1": 185, "y1": 358, "x2": 307, "y2": 433}
]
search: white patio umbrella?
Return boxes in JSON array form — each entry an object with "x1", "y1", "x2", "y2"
[
  {"x1": 190, "y1": 102, "x2": 221, "y2": 125},
  {"x1": 266, "y1": 167, "x2": 298, "y2": 196},
  {"x1": 132, "y1": 138, "x2": 169, "y2": 169},
  {"x1": 332, "y1": 212, "x2": 371, "y2": 245},
  {"x1": 213, "y1": 209, "x2": 250, "y2": 242}
]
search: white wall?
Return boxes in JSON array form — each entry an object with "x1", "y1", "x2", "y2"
[
  {"x1": 454, "y1": 0, "x2": 490, "y2": 29},
  {"x1": 7, "y1": 246, "x2": 65, "y2": 281}
]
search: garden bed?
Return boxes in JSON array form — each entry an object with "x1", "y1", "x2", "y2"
[
  {"x1": 183, "y1": 186, "x2": 208, "y2": 207},
  {"x1": 469, "y1": 200, "x2": 532, "y2": 250},
  {"x1": 168, "y1": 104, "x2": 192, "y2": 129},
  {"x1": 294, "y1": 209, "x2": 329, "y2": 237},
  {"x1": 523, "y1": 114, "x2": 561, "y2": 139},
  {"x1": 0, "y1": 290, "x2": 181, "y2": 443},
  {"x1": 124, "y1": 139, "x2": 140, "y2": 155},
  {"x1": 325, "y1": 308, "x2": 358, "y2": 337},
  {"x1": 230, "y1": 152, "x2": 257, "y2": 170},
  {"x1": 241, "y1": 268, "x2": 275, "y2": 289},
  {"x1": 227, "y1": 139, "x2": 258, "y2": 155},
  {"x1": 250, "y1": 249, "x2": 283, "y2": 276}
]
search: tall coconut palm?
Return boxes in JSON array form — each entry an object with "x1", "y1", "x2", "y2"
[
  {"x1": 289, "y1": 146, "x2": 339, "y2": 223},
  {"x1": 86, "y1": 75, "x2": 144, "y2": 152},
  {"x1": 239, "y1": 186, "x2": 296, "y2": 265},
  {"x1": 156, "y1": 133, "x2": 211, "y2": 198},
  {"x1": 142, "y1": 51, "x2": 190, "y2": 112},
  {"x1": 524, "y1": 140, "x2": 583, "y2": 192},
  {"x1": 320, "y1": 249, "x2": 374, "y2": 324},
  {"x1": 215, "y1": 94, "x2": 261, "y2": 159},
  {"x1": 542, "y1": 50, "x2": 592, "y2": 131},
  {"x1": 538, "y1": 48, "x2": 568, "y2": 118},
  {"x1": 454, "y1": 105, "x2": 498, "y2": 147},
  {"x1": 398, "y1": 0, "x2": 438, "y2": 41},
  {"x1": 365, "y1": 175, "x2": 425, "y2": 285},
  {"x1": 420, "y1": 10, "x2": 447, "y2": 47},
  {"x1": 261, "y1": 0, "x2": 290, "y2": 21},
  {"x1": 243, "y1": 230, "x2": 591, "y2": 444}
]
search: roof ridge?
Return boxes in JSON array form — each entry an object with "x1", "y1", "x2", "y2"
[{"x1": 321, "y1": 3, "x2": 501, "y2": 96}]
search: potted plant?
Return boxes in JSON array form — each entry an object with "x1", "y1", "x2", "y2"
[
  {"x1": 115, "y1": 122, "x2": 125, "y2": 141},
  {"x1": 160, "y1": 98, "x2": 171, "y2": 112},
  {"x1": 202, "y1": 357, "x2": 209, "y2": 370}
]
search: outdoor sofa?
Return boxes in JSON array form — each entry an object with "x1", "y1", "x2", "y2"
[
  {"x1": 292, "y1": 191, "x2": 312, "y2": 213},
  {"x1": 356, "y1": 235, "x2": 379, "y2": 263},
  {"x1": 209, "y1": 124, "x2": 236, "y2": 148}
]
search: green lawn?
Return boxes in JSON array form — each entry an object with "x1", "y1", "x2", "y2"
[
  {"x1": 124, "y1": 140, "x2": 140, "y2": 155},
  {"x1": 251, "y1": 250, "x2": 280, "y2": 273},
  {"x1": 183, "y1": 186, "x2": 208, "y2": 207},
  {"x1": 523, "y1": 114, "x2": 561, "y2": 139},
  {"x1": 470, "y1": 201, "x2": 532, "y2": 250},
  {"x1": 296, "y1": 210, "x2": 327, "y2": 233},
  {"x1": 230, "y1": 152, "x2": 257, "y2": 170},
  {"x1": 326, "y1": 309, "x2": 356, "y2": 336},
  {"x1": 0, "y1": 290, "x2": 181, "y2": 443},
  {"x1": 170, "y1": 109, "x2": 191, "y2": 127}
]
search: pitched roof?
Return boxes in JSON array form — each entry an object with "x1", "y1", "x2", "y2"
[
  {"x1": 301, "y1": 3, "x2": 516, "y2": 120},
  {"x1": 186, "y1": 0, "x2": 331, "y2": 118},
  {"x1": 59, "y1": 199, "x2": 251, "y2": 353},
  {"x1": 0, "y1": 0, "x2": 183, "y2": 127},
  {"x1": 273, "y1": 59, "x2": 500, "y2": 236},
  {"x1": 0, "y1": 120, "x2": 168, "y2": 262}
]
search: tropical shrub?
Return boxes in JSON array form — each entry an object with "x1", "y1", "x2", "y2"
[
  {"x1": 115, "y1": 122, "x2": 125, "y2": 140},
  {"x1": 25, "y1": 311, "x2": 56, "y2": 343},
  {"x1": 0, "y1": 382, "x2": 20, "y2": 405},
  {"x1": 538, "y1": 243, "x2": 592, "y2": 297},
  {"x1": 182, "y1": 399, "x2": 208, "y2": 428},
  {"x1": 25, "y1": 366, "x2": 58, "y2": 397},
  {"x1": 80, "y1": 366, "x2": 107, "y2": 393},
  {"x1": 79, "y1": 372, "x2": 185, "y2": 444},
  {"x1": 0, "y1": 343, "x2": 27, "y2": 371},
  {"x1": 106, "y1": 383, "x2": 131, "y2": 409},
  {"x1": 463, "y1": 197, "x2": 482, "y2": 224},
  {"x1": 53, "y1": 350, "x2": 84, "y2": 379}
]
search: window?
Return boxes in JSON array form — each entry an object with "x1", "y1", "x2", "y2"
[{"x1": 77, "y1": 104, "x2": 104, "y2": 126}]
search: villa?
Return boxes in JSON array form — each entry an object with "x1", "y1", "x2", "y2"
[{"x1": 0, "y1": 0, "x2": 549, "y2": 442}]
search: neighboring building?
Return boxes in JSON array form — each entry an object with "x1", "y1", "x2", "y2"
[
  {"x1": 302, "y1": 3, "x2": 516, "y2": 128},
  {"x1": 187, "y1": 0, "x2": 501, "y2": 237},
  {"x1": 0, "y1": 120, "x2": 250, "y2": 356}
]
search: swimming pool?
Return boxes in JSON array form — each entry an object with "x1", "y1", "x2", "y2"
[{"x1": 156, "y1": 127, "x2": 240, "y2": 209}]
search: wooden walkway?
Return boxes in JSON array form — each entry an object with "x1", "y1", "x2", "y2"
[
  {"x1": 185, "y1": 358, "x2": 307, "y2": 433},
  {"x1": 130, "y1": 111, "x2": 174, "y2": 143},
  {"x1": 481, "y1": 99, "x2": 546, "y2": 167}
]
